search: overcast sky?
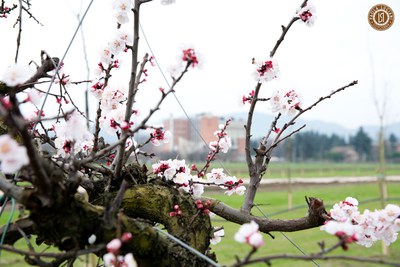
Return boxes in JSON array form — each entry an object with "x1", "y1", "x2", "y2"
[{"x1": 1, "y1": 0, "x2": 399, "y2": 131}]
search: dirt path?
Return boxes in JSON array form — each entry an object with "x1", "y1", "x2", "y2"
[{"x1": 242, "y1": 175, "x2": 400, "y2": 190}]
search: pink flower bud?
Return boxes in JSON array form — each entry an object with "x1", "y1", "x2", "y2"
[
  {"x1": 106, "y1": 238, "x2": 122, "y2": 253},
  {"x1": 121, "y1": 232, "x2": 133, "y2": 243},
  {"x1": 120, "y1": 121, "x2": 130, "y2": 131}
]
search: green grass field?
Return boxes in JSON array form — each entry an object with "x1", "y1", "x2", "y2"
[
  {"x1": 1, "y1": 173, "x2": 400, "y2": 266},
  {"x1": 206, "y1": 182, "x2": 400, "y2": 267},
  {"x1": 194, "y1": 162, "x2": 400, "y2": 179}
]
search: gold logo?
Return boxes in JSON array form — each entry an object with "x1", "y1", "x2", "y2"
[{"x1": 368, "y1": 4, "x2": 395, "y2": 31}]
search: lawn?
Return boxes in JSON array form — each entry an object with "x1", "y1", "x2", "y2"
[
  {"x1": 206, "y1": 182, "x2": 400, "y2": 266},
  {"x1": 1, "y1": 182, "x2": 399, "y2": 266},
  {"x1": 194, "y1": 162, "x2": 400, "y2": 179}
]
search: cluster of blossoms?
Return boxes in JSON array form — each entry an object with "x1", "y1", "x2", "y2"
[
  {"x1": 167, "y1": 47, "x2": 200, "y2": 79},
  {"x1": 149, "y1": 127, "x2": 172, "y2": 146},
  {"x1": 152, "y1": 159, "x2": 204, "y2": 197},
  {"x1": 112, "y1": 0, "x2": 132, "y2": 24},
  {"x1": 91, "y1": 28, "x2": 132, "y2": 96},
  {"x1": 270, "y1": 89, "x2": 302, "y2": 116},
  {"x1": 321, "y1": 197, "x2": 400, "y2": 248},
  {"x1": 152, "y1": 160, "x2": 246, "y2": 197},
  {"x1": 169, "y1": 204, "x2": 183, "y2": 217},
  {"x1": 0, "y1": 134, "x2": 29, "y2": 174},
  {"x1": 98, "y1": 85, "x2": 132, "y2": 134},
  {"x1": 1, "y1": 63, "x2": 33, "y2": 87},
  {"x1": 54, "y1": 112, "x2": 94, "y2": 157},
  {"x1": 195, "y1": 199, "x2": 212, "y2": 215},
  {"x1": 89, "y1": 5, "x2": 134, "y2": 136},
  {"x1": 252, "y1": 58, "x2": 279, "y2": 83},
  {"x1": 206, "y1": 168, "x2": 246, "y2": 196},
  {"x1": 295, "y1": 2, "x2": 316, "y2": 27},
  {"x1": 209, "y1": 124, "x2": 232, "y2": 154},
  {"x1": 103, "y1": 233, "x2": 138, "y2": 267},
  {"x1": 242, "y1": 90, "x2": 255, "y2": 105},
  {"x1": 235, "y1": 221, "x2": 264, "y2": 248}
]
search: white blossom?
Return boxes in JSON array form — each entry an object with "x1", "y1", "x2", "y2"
[
  {"x1": 0, "y1": 134, "x2": 29, "y2": 174},
  {"x1": 103, "y1": 252, "x2": 116, "y2": 267},
  {"x1": 112, "y1": 0, "x2": 131, "y2": 24},
  {"x1": 54, "y1": 112, "x2": 93, "y2": 157},
  {"x1": 295, "y1": 2, "x2": 316, "y2": 27},
  {"x1": 1, "y1": 63, "x2": 32, "y2": 87},
  {"x1": 88, "y1": 234, "x2": 96, "y2": 245},
  {"x1": 123, "y1": 253, "x2": 138, "y2": 267},
  {"x1": 235, "y1": 221, "x2": 264, "y2": 248},
  {"x1": 210, "y1": 228, "x2": 225, "y2": 245},
  {"x1": 252, "y1": 58, "x2": 279, "y2": 83},
  {"x1": 322, "y1": 197, "x2": 400, "y2": 248}
]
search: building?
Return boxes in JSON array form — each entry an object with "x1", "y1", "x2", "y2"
[{"x1": 162, "y1": 113, "x2": 246, "y2": 161}]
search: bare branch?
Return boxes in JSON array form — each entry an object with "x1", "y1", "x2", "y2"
[
  {"x1": 0, "y1": 174, "x2": 25, "y2": 203},
  {"x1": 272, "y1": 80, "x2": 358, "y2": 145},
  {"x1": 209, "y1": 196, "x2": 327, "y2": 233},
  {"x1": 231, "y1": 253, "x2": 400, "y2": 267},
  {"x1": 14, "y1": 0, "x2": 23, "y2": 63}
]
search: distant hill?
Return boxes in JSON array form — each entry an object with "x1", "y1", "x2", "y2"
[{"x1": 225, "y1": 111, "x2": 400, "y2": 142}]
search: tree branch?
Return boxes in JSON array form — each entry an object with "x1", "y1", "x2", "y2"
[
  {"x1": 231, "y1": 254, "x2": 400, "y2": 267},
  {"x1": 209, "y1": 196, "x2": 327, "y2": 233},
  {"x1": 0, "y1": 174, "x2": 25, "y2": 203},
  {"x1": 0, "y1": 51, "x2": 59, "y2": 95}
]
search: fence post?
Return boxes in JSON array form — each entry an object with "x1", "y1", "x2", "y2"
[{"x1": 377, "y1": 173, "x2": 388, "y2": 256}]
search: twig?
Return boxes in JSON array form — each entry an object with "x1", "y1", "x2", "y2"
[
  {"x1": 0, "y1": 174, "x2": 25, "y2": 203},
  {"x1": 271, "y1": 80, "x2": 358, "y2": 147},
  {"x1": 14, "y1": 0, "x2": 23, "y2": 63},
  {"x1": 264, "y1": 124, "x2": 306, "y2": 156},
  {"x1": 269, "y1": 0, "x2": 307, "y2": 58},
  {"x1": 0, "y1": 244, "x2": 105, "y2": 258},
  {"x1": 113, "y1": 0, "x2": 143, "y2": 178},
  {"x1": 242, "y1": 0, "x2": 309, "y2": 214},
  {"x1": 0, "y1": 51, "x2": 59, "y2": 95},
  {"x1": 21, "y1": 5, "x2": 42, "y2": 25},
  {"x1": 109, "y1": 179, "x2": 129, "y2": 218},
  {"x1": 231, "y1": 253, "x2": 400, "y2": 267},
  {"x1": 0, "y1": 103, "x2": 52, "y2": 197}
]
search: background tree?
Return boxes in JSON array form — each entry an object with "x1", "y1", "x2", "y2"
[
  {"x1": 350, "y1": 127, "x2": 372, "y2": 161},
  {"x1": 386, "y1": 133, "x2": 399, "y2": 162}
]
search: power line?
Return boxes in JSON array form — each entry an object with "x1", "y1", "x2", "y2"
[
  {"x1": 139, "y1": 23, "x2": 232, "y2": 176},
  {"x1": 154, "y1": 227, "x2": 221, "y2": 267},
  {"x1": 33, "y1": 0, "x2": 95, "y2": 132},
  {"x1": 254, "y1": 204, "x2": 321, "y2": 267}
]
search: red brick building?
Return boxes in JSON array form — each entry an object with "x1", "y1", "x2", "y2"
[{"x1": 162, "y1": 113, "x2": 246, "y2": 160}]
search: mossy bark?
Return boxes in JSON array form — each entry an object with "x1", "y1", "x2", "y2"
[
  {"x1": 5, "y1": 182, "x2": 213, "y2": 267},
  {"x1": 121, "y1": 184, "x2": 212, "y2": 253}
]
